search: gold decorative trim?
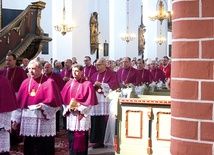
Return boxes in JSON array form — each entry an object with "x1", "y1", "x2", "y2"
[
  {"x1": 125, "y1": 110, "x2": 143, "y2": 139},
  {"x1": 0, "y1": 6, "x2": 31, "y2": 38},
  {"x1": 7, "y1": 35, "x2": 9, "y2": 44},
  {"x1": 31, "y1": 1, "x2": 46, "y2": 9},
  {"x1": 147, "y1": 107, "x2": 153, "y2": 154},
  {"x1": 120, "y1": 98, "x2": 171, "y2": 105}
]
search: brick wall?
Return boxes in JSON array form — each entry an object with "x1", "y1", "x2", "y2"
[{"x1": 170, "y1": 0, "x2": 214, "y2": 154}]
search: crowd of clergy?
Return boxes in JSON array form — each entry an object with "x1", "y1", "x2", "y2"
[{"x1": 0, "y1": 53, "x2": 171, "y2": 155}]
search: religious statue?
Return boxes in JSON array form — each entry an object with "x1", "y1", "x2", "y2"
[
  {"x1": 138, "y1": 5, "x2": 146, "y2": 58},
  {"x1": 90, "y1": 12, "x2": 100, "y2": 54},
  {"x1": 138, "y1": 25, "x2": 146, "y2": 57}
]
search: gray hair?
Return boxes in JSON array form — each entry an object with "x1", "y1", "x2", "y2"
[
  {"x1": 28, "y1": 60, "x2": 43, "y2": 68},
  {"x1": 99, "y1": 57, "x2": 106, "y2": 65}
]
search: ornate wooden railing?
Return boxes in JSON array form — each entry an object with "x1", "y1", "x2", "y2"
[{"x1": 0, "y1": 1, "x2": 51, "y2": 68}]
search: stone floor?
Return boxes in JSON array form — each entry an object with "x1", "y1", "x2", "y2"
[
  {"x1": 60, "y1": 114, "x2": 115, "y2": 155},
  {"x1": 88, "y1": 147, "x2": 114, "y2": 155}
]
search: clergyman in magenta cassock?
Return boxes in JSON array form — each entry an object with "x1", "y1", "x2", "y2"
[
  {"x1": 61, "y1": 64, "x2": 98, "y2": 154},
  {"x1": 11, "y1": 60, "x2": 63, "y2": 155},
  {"x1": 0, "y1": 75, "x2": 18, "y2": 154},
  {"x1": 89, "y1": 58, "x2": 119, "y2": 149}
]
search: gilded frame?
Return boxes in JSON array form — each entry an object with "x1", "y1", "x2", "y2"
[
  {"x1": 125, "y1": 110, "x2": 143, "y2": 139},
  {"x1": 156, "y1": 112, "x2": 171, "y2": 141}
]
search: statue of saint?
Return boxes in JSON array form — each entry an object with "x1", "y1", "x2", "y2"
[
  {"x1": 90, "y1": 12, "x2": 99, "y2": 44},
  {"x1": 138, "y1": 25, "x2": 146, "y2": 56}
]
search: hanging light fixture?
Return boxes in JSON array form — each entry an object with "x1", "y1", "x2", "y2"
[
  {"x1": 149, "y1": 0, "x2": 169, "y2": 24},
  {"x1": 121, "y1": 0, "x2": 136, "y2": 43},
  {"x1": 54, "y1": 0, "x2": 74, "y2": 35},
  {"x1": 156, "y1": 28, "x2": 166, "y2": 45},
  {"x1": 156, "y1": 33, "x2": 166, "y2": 45}
]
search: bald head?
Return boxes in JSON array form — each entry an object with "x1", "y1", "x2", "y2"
[
  {"x1": 95, "y1": 57, "x2": 106, "y2": 73},
  {"x1": 44, "y1": 63, "x2": 53, "y2": 74},
  {"x1": 96, "y1": 57, "x2": 106, "y2": 65}
]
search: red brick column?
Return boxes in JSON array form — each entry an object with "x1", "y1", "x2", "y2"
[{"x1": 171, "y1": 0, "x2": 214, "y2": 154}]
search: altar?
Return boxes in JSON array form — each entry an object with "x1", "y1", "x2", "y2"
[{"x1": 114, "y1": 91, "x2": 171, "y2": 155}]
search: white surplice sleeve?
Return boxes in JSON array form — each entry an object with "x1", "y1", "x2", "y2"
[
  {"x1": 11, "y1": 108, "x2": 22, "y2": 123},
  {"x1": 40, "y1": 104, "x2": 60, "y2": 119},
  {"x1": 0, "y1": 112, "x2": 12, "y2": 131}
]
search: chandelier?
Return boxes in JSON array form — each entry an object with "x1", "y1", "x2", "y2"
[
  {"x1": 121, "y1": 0, "x2": 136, "y2": 43},
  {"x1": 149, "y1": 0, "x2": 169, "y2": 24},
  {"x1": 156, "y1": 32, "x2": 166, "y2": 45},
  {"x1": 54, "y1": 0, "x2": 74, "y2": 35},
  {"x1": 121, "y1": 33, "x2": 136, "y2": 43}
]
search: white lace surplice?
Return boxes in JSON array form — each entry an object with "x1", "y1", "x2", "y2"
[
  {"x1": 11, "y1": 104, "x2": 59, "y2": 137},
  {"x1": 0, "y1": 112, "x2": 12, "y2": 152},
  {"x1": 104, "y1": 91, "x2": 120, "y2": 148},
  {"x1": 91, "y1": 83, "x2": 111, "y2": 116},
  {"x1": 63, "y1": 104, "x2": 92, "y2": 131}
]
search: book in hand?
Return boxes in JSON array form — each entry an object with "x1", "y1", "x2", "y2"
[{"x1": 28, "y1": 104, "x2": 41, "y2": 110}]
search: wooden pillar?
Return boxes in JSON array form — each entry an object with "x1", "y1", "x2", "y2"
[{"x1": 170, "y1": 0, "x2": 214, "y2": 154}]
